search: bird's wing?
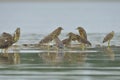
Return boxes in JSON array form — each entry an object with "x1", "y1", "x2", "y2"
[
  {"x1": 0, "y1": 37, "x2": 8, "y2": 48},
  {"x1": 54, "y1": 37, "x2": 64, "y2": 49},
  {"x1": 103, "y1": 32, "x2": 114, "y2": 43}
]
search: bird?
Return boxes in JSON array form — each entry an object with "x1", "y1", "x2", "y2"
[
  {"x1": 103, "y1": 31, "x2": 114, "y2": 47},
  {"x1": 13, "y1": 28, "x2": 20, "y2": 43},
  {"x1": 67, "y1": 32, "x2": 91, "y2": 46},
  {"x1": 62, "y1": 38, "x2": 71, "y2": 47},
  {"x1": 0, "y1": 28, "x2": 20, "y2": 56},
  {"x1": 39, "y1": 35, "x2": 53, "y2": 45},
  {"x1": 39, "y1": 27, "x2": 63, "y2": 50},
  {"x1": 49, "y1": 27, "x2": 63, "y2": 39},
  {"x1": 67, "y1": 32, "x2": 78, "y2": 41},
  {"x1": 65, "y1": 32, "x2": 91, "y2": 50},
  {"x1": 62, "y1": 32, "x2": 77, "y2": 47},
  {"x1": 65, "y1": 32, "x2": 78, "y2": 47},
  {"x1": 76, "y1": 27, "x2": 91, "y2": 50},
  {"x1": 76, "y1": 27, "x2": 87, "y2": 40},
  {"x1": 61, "y1": 32, "x2": 76, "y2": 47},
  {"x1": 0, "y1": 32, "x2": 13, "y2": 50},
  {"x1": 75, "y1": 34, "x2": 91, "y2": 46}
]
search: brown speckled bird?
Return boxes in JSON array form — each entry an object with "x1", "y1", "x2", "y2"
[
  {"x1": 67, "y1": 32, "x2": 78, "y2": 41},
  {"x1": 67, "y1": 32, "x2": 91, "y2": 46},
  {"x1": 49, "y1": 27, "x2": 63, "y2": 39},
  {"x1": 62, "y1": 38, "x2": 71, "y2": 47},
  {"x1": 39, "y1": 27, "x2": 63, "y2": 50},
  {"x1": 39, "y1": 35, "x2": 53, "y2": 45},
  {"x1": 103, "y1": 31, "x2": 114, "y2": 47},
  {"x1": 76, "y1": 27, "x2": 91, "y2": 50},
  {"x1": 65, "y1": 32, "x2": 91, "y2": 50},
  {"x1": 75, "y1": 34, "x2": 91, "y2": 46},
  {"x1": 39, "y1": 27, "x2": 63, "y2": 44},
  {"x1": 13, "y1": 28, "x2": 20, "y2": 43},
  {"x1": 0, "y1": 28, "x2": 20, "y2": 54},
  {"x1": 76, "y1": 27, "x2": 87, "y2": 40}
]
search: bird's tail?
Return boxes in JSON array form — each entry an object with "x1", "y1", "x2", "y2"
[
  {"x1": 13, "y1": 28, "x2": 20, "y2": 43},
  {"x1": 87, "y1": 41, "x2": 92, "y2": 46}
]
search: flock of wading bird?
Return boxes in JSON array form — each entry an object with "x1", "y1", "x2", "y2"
[
  {"x1": 39, "y1": 27, "x2": 114, "y2": 50},
  {"x1": 0, "y1": 26, "x2": 114, "y2": 55}
]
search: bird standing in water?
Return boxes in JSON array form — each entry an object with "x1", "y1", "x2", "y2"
[
  {"x1": 76, "y1": 27, "x2": 87, "y2": 40},
  {"x1": 62, "y1": 32, "x2": 78, "y2": 47},
  {"x1": 76, "y1": 27, "x2": 90, "y2": 50},
  {"x1": 39, "y1": 27, "x2": 63, "y2": 50},
  {"x1": 62, "y1": 32, "x2": 91, "y2": 48},
  {"x1": 67, "y1": 32, "x2": 78, "y2": 41},
  {"x1": 49, "y1": 27, "x2": 63, "y2": 39},
  {"x1": 75, "y1": 34, "x2": 91, "y2": 46},
  {"x1": 62, "y1": 38, "x2": 71, "y2": 47},
  {"x1": 0, "y1": 28, "x2": 20, "y2": 56},
  {"x1": 103, "y1": 31, "x2": 114, "y2": 47},
  {"x1": 68, "y1": 32, "x2": 91, "y2": 46}
]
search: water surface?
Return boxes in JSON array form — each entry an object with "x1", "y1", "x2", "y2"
[{"x1": 0, "y1": 33, "x2": 120, "y2": 80}]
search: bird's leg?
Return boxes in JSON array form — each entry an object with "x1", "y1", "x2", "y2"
[
  {"x1": 2, "y1": 48, "x2": 8, "y2": 57},
  {"x1": 108, "y1": 40, "x2": 110, "y2": 48},
  {"x1": 47, "y1": 43, "x2": 50, "y2": 56},
  {"x1": 56, "y1": 47, "x2": 59, "y2": 54},
  {"x1": 53, "y1": 40, "x2": 59, "y2": 54},
  {"x1": 55, "y1": 46, "x2": 59, "y2": 53},
  {"x1": 81, "y1": 43, "x2": 85, "y2": 51},
  {"x1": 84, "y1": 44, "x2": 86, "y2": 50}
]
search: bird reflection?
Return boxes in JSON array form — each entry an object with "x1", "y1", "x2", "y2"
[
  {"x1": 39, "y1": 50, "x2": 87, "y2": 65},
  {"x1": 104, "y1": 47, "x2": 115, "y2": 61},
  {"x1": 0, "y1": 49, "x2": 20, "y2": 64},
  {"x1": 64, "y1": 52, "x2": 87, "y2": 64}
]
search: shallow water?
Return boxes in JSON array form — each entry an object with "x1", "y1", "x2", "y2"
[
  {"x1": 0, "y1": 33, "x2": 120, "y2": 80},
  {"x1": 0, "y1": 46, "x2": 120, "y2": 80}
]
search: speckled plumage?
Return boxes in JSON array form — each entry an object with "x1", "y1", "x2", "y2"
[
  {"x1": 77, "y1": 27, "x2": 87, "y2": 40},
  {"x1": 39, "y1": 27, "x2": 63, "y2": 44},
  {"x1": 103, "y1": 31, "x2": 114, "y2": 43},
  {"x1": 0, "y1": 28, "x2": 20, "y2": 49},
  {"x1": 0, "y1": 32, "x2": 13, "y2": 48}
]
